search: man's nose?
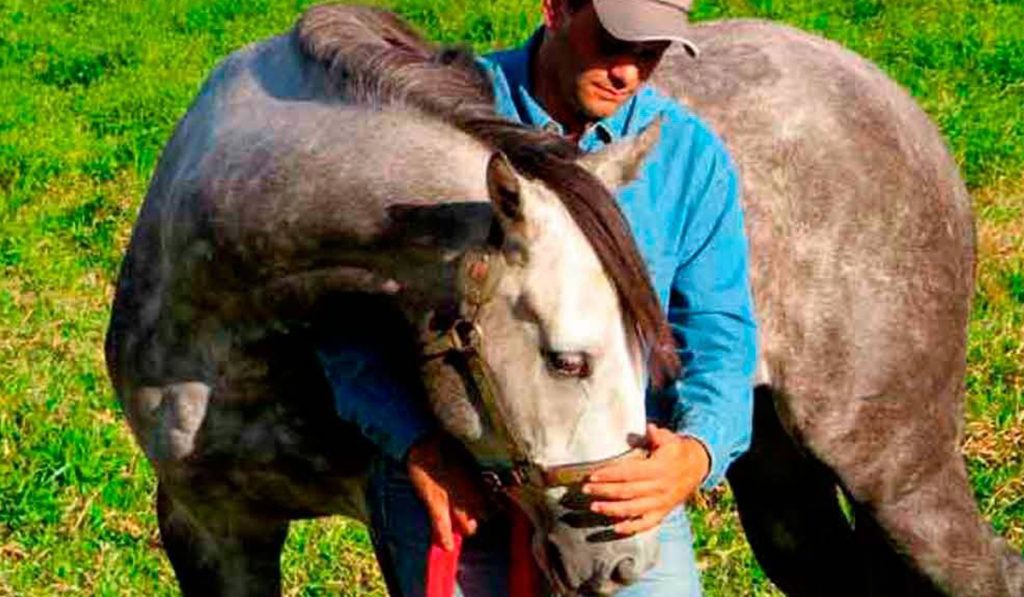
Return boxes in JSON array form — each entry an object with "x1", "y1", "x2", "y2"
[{"x1": 608, "y1": 61, "x2": 640, "y2": 91}]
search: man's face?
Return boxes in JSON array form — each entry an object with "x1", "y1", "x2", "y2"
[{"x1": 546, "y1": 1, "x2": 670, "y2": 120}]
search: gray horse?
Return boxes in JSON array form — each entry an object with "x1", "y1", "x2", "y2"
[
  {"x1": 651, "y1": 22, "x2": 1023, "y2": 597},
  {"x1": 106, "y1": 5, "x2": 676, "y2": 595},
  {"x1": 104, "y1": 4, "x2": 1024, "y2": 597}
]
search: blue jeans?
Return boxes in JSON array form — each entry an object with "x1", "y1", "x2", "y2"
[{"x1": 366, "y1": 457, "x2": 702, "y2": 597}]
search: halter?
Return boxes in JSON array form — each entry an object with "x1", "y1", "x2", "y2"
[{"x1": 421, "y1": 248, "x2": 648, "y2": 495}]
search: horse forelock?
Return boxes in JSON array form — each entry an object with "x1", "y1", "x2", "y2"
[{"x1": 295, "y1": 4, "x2": 680, "y2": 385}]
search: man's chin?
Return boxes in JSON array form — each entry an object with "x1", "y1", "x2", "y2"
[
  {"x1": 577, "y1": 88, "x2": 630, "y2": 120},
  {"x1": 581, "y1": 101, "x2": 623, "y2": 121}
]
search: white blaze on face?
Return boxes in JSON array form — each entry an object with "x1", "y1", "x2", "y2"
[
  {"x1": 476, "y1": 122, "x2": 662, "y2": 471},
  {"x1": 479, "y1": 176, "x2": 647, "y2": 469}
]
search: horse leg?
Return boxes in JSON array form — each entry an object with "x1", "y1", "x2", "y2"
[
  {"x1": 847, "y1": 499, "x2": 942, "y2": 596},
  {"x1": 850, "y1": 453, "x2": 1024, "y2": 597},
  {"x1": 727, "y1": 386, "x2": 866, "y2": 597},
  {"x1": 157, "y1": 483, "x2": 290, "y2": 597}
]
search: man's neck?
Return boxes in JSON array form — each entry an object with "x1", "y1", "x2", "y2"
[{"x1": 531, "y1": 33, "x2": 587, "y2": 140}]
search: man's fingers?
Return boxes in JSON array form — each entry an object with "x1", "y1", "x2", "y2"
[
  {"x1": 452, "y1": 507, "x2": 479, "y2": 537},
  {"x1": 613, "y1": 512, "x2": 663, "y2": 536},
  {"x1": 582, "y1": 479, "x2": 660, "y2": 500},
  {"x1": 591, "y1": 496, "x2": 663, "y2": 519},
  {"x1": 424, "y1": 492, "x2": 455, "y2": 550},
  {"x1": 587, "y1": 459, "x2": 661, "y2": 483}
]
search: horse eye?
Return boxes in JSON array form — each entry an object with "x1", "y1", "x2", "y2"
[{"x1": 544, "y1": 351, "x2": 591, "y2": 379}]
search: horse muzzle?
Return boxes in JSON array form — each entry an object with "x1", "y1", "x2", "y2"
[{"x1": 531, "y1": 489, "x2": 660, "y2": 596}]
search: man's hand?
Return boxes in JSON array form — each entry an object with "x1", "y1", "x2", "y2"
[
  {"x1": 406, "y1": 433, "x2": 490, "y2": 551},
  {"x1": 583, "y1": 424, "x2": 711, "y2": 536}
]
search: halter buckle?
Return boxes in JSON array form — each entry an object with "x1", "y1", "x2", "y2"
[
  {"x1": 481, "y1": 470, "x2": 505, "y2": 495},
  {"x1": 448, "y1": 319, "x2": 482, "y2": 352}
]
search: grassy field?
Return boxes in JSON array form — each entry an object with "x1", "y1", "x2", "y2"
[{"x1": 0, "y1": 0, "x2": 1021, "y2": 595}]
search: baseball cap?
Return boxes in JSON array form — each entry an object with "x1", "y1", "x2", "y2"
[{"x1": 592, "y1": 0, "x2": 699, "y2": 57}]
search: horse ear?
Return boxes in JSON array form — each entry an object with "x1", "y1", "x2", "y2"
[
  {"x1": 486, "y1": 151, "x2": 524, "y2": 226},
  {"x1": 579, "y1": 119, "x2": 662, "y2": 190}
]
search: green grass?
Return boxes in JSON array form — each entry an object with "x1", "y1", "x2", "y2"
[
  {"x1": 1, "y1": 1, "x2": 1021, "y2": 595},
  {"x1": 692, "y1": 0, "x2": 1024, "y2": 188}
]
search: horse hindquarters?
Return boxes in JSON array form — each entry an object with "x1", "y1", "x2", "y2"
[
  {"x1": 855, "y1": 444, "x2": 1024, "y2": 597},
  {"x1": 727, "y1": 387, "x2": 868, "y2": 597},
  {"x1": 730, "y1": 392, "x2": 1024, "y2": 597},
  {"x1": 749, "y1": 369, "x2": 1022, "y2": 596},
  {"x1": 649, "y1": 20, "x2": 1022, "y2": 595},
  {"x1": 728, "y1": 388, "x2": 945, "y2": 597}
]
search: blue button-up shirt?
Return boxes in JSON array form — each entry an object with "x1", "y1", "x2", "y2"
[{"x1": 318, "y1": 31, "x2": 758, "y2": 487}]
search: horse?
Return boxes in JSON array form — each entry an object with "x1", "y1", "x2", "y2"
[
  {"x1": 651, "y1": 20, "x2": 1024, "y2": 597},
  {"x1": 104, "y1": 5, "x2": 678, "y2": 595},
  {"x1": 103, "y1": 4, "x2": 1024, "y2": 597}
]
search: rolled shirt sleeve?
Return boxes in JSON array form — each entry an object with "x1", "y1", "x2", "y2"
[{"x1": 660, "y1": 143, "x2": 758, "y2": 489}]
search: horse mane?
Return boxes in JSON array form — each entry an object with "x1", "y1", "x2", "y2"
[{"x1": 295, "y1": 4, "x2": 680, "y2": 386}]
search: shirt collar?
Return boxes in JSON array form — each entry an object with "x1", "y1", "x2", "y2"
[{"x1": 497, "y1": 28, "x2": 640, "y2": 147}]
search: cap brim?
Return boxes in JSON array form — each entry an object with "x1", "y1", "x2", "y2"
[{"x1": 593, "y1": 0, "x2": 699, "y2": 57}]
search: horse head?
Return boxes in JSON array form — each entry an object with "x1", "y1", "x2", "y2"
[{"x1": 424, "y1": 122, "x2": 671, "y2": 595}]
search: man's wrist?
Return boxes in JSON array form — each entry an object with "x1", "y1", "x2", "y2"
[
  {"x1": 405, "y1": 430, "x2": 444, "y2": 466},
  {"x1": 677, "y1": 433, "x2": 713, "y2": 486}
]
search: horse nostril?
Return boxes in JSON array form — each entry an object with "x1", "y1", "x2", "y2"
[{"x1": 611, "y1": 557, "x2": 640, "y2": 585}]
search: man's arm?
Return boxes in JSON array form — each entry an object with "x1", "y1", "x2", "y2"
[
  {"x1": 316, "y1": 341, "x2": 438, "y2": 462},
  {"x1": 661, "y1": 140, "x2": 757, "y2": 489},
  {"x1": 586, "y1": 129, "x2": 757, "y2": 533},
  {"x1": 316, "y1": 341, "x2": 487, "y2": 548}
]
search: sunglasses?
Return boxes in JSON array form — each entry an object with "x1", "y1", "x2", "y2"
[{"x1": 594, "y1": 19, "x2": 669, "y2": 61}]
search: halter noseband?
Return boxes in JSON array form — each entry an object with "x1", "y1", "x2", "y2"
[{"x1": 421, "y1": 249, "x2": 647, "y2": 495}]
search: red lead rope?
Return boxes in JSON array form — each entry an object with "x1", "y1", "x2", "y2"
[
  {"x1": 425, "y1": 506, "x2": 543, "y2": 597},
  {"x1": 508, "y1": 506, "x2": 544, "y2": 596},
  {"x1": 425, "y1": 531, "x2": 462, "y2": 597}
]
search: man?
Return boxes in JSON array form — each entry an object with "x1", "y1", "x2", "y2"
[{"x1": 317, "y1": 0, "x2": 757, "y2": 594}]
